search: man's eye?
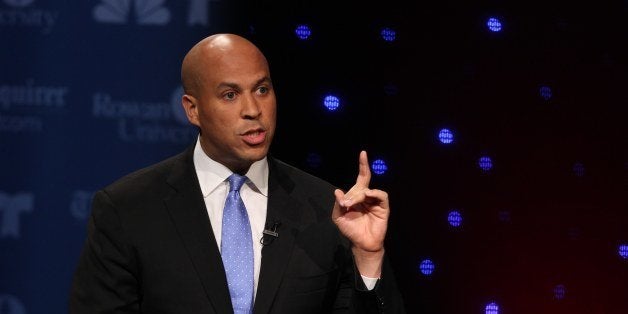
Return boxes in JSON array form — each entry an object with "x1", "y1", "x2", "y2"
[
  {"x1": 258, "y1": 86, "x2": 268, "y2": 94},
  {"x1": 225, "y1": 92, "x2": 236, "y2": 100}
]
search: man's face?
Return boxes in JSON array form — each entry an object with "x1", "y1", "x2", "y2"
[{"x1": 190, "y1": 43, "x2": 277, "y2": 173}]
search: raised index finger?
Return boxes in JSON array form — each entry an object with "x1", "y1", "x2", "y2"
[{"x1": 355, "y1": 150, "x2": 371, "y2": 188}]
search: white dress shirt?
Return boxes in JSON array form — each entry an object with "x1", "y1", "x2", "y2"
[
  {"x1": 193, "y1": 139, "x2": 268, "y2": 298},
  {"x1": 192, "y1": 139, "x2": 377, "y2": 297}
]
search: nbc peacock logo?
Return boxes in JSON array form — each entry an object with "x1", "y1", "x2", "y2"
[
  {"x1": 0, "y1": 294, "x2": 26, "y2": 314},
  {"x1": 93, "y1": 0, "x2": 170, "y2": 25},
  {"x1": 2, "y1": 0, "x2": 35, "y2": 7}
]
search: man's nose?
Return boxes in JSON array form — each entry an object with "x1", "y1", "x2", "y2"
[{"x1": 241, "y1": 93, "x2": 261, "y2": 119}]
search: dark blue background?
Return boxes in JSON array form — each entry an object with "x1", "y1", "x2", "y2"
[{"x1": 1, "y1": 0, "x2": 627, "y2": 313}]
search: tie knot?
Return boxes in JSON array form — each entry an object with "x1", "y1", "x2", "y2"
[{"x1": 227, "y1": 173, "x2": 248, "y2": 192}]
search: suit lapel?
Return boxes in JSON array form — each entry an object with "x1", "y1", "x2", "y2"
[
  {"x1": 253, "y1": 158, "x2": 304, "y2": 314},
  {"x1": 163, "y1": 146, "x2": 233, "y2": 314}
]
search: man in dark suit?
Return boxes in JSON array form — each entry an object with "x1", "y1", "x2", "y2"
[{"x1": 69, "y1": 33, "x2": 405, "y2": 313}]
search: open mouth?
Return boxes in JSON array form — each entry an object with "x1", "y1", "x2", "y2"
[{"x1": 241, "y1": 129, "x2": 266, "y2": 145}]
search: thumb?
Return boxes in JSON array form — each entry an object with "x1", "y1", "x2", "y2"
[{"x1": 332, "y1": 189, "x2": 345, "y2": 220}]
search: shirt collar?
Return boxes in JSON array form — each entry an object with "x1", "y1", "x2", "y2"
[{"x1": 193, "y1": 137, "x2": 269, "y2": 197}]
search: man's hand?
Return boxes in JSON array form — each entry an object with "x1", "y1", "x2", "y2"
[{"x1": 332, "y1": 151, "x2": 390, "y2": 278}]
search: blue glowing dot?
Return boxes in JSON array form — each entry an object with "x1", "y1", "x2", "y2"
[
  {"x1": 554, "y1": 284, "x2": 566, "y2": 300},
  {"x1": 371, "y1": 159, "x2": 388, "y2": 175},
  {"x1": 540, "y1": 86, "x2": 552, "y2": 100},
  {"x1": 485, "y1": 302, "x2": 499, "y2": 314},
  {"x1": 380, "y1": 27, "x2": 396, "y2": 41},
  {"x1": 619, "y1": 244, "x2": 628, "y2": 259},
  {"x1": 306, "y1": 153, "x2": 322, "y2": 168},
  {"x1": 323, "y1": 95, "x2": 340, "y2": 111},
  {"x1": 248, "y1": 25, "x2": 256, "y2": 35},
  {"x1": 498, "y1": 210, "x2": 511, "y2": 223},
  {"x1": 568, "y1": 227, "x2": 580, "y2": 240},
  {"x1": 448, "y1": 210, "x2": 462, "y2": 227},
  {"x1": 438, "y1": 128, "x2": 454, "y2": 144},
  {"x1": 487, "y1": 17, "x2": 502, "y2": 32},
  {"x1": 384, "y1": 83, "x2": 399, "y2": 96},
  {"x1": 419, "y1": 259, "x2": 435, "y2": 275},
  {"x1": 295, "y1": 24, "x2": 312, "y2": 40},
  {"x1": 573, "y1": 162, "x2": 585, "y2": 177},
  {"x1": 478, "y1": 156, "x2": 493, "y2": 171}
]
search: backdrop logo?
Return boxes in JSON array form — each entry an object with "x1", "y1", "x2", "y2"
[
  {"x1": 0, "y1": 294, "x2": 26, "y2": 314},
  {"x1": 93, "y1": 0, "x2": 170, "y2": 25},
  {"x1": 91, "y1": 86, "x2": 196, "y2": 143},
  {"x1": 0, "y1": 192, "x2": 34, "y2": 239},
  {"x1": 187, "y1": 0, "x2": 220, "y2": 26},
  {"x1": 170, "y1": 86, "x2": 188, "y2": 125},
  {"x1": 70, "y1": 190, "x2": 93, "y2": 221},
  {"x1": 0, "y1": 79, "x2": 69, "y2": 133},
  {"x1": 3, "y1": 0, "x2": 34, "y2": 7},
  {"x1": 0, "y1": 0, "x2": 59, "y2": 34}
]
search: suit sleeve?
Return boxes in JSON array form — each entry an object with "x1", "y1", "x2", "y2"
[
  {"x1": 350, "y1": 253, "x2": 406, "y2": 313},
  {"x1": 331, "y1": 246, "x2": 406, "y2": 313},
  {"x1": 69, "y1": 190, "x2": 141, "y2": 313}
]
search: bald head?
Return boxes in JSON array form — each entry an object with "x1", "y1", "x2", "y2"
[
  {"x1": 178, "y1": 33, "x2": 277, "y2": 173},
  {"x1": 181, "y1": 33, "x2": 268, "y2": 97}
]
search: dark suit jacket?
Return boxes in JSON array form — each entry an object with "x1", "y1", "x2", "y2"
[{"x1": 69, "y1": 145, "x2": 405, "y2": 313}]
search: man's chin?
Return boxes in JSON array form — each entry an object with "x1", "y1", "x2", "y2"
[{"x1": 242, "y1": 146, "x2": 269, "y2": 162}]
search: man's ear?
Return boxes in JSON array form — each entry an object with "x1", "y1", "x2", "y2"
[{"x1": 182, "y1": 94, "x2": 200, "y2": 127}]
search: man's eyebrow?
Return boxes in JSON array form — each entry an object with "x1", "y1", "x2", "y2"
[
  {"x1": 216, "y1": 77, "x2": 272, "y2": 91},
  {"x1": 256, "y1": 77, "x2": 272, "y2": 86},
  {"x1": 216, "y1": 82, "x2": 241, "y2": 90}
]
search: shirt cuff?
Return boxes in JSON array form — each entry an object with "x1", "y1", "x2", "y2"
[{"x1": 360, "y1": 275, "x2": 379, "y2": 290}]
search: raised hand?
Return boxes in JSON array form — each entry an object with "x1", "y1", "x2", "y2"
[{"x1": 332, "y1": 151, "x2": 390, "y2": 277}]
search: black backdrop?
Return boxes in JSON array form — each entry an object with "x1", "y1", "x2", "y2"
[{"x1": 1, "y1": 0, "x2": 626, "y2": 313}]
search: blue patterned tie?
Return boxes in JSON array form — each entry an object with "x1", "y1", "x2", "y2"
[{"x1": 221, "y1": 174, "x2": 254, "y2": 314}]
